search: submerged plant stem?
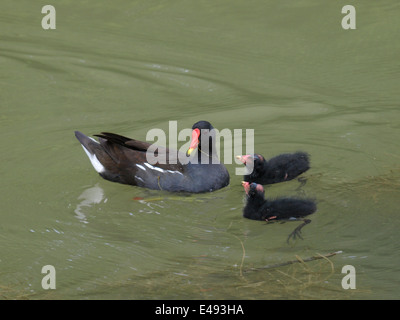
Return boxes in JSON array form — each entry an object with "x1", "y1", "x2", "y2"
[{"x1": 244, "y1": 251, "x2": 342, "y2": 273}]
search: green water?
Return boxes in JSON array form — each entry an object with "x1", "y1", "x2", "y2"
[{"x1": 1, "y1": 0, "x2": 399, "y2": 299}]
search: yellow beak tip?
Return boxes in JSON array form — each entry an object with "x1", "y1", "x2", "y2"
[{"x1": 186, "y1": 148, "x2": 194, "y2": 156}]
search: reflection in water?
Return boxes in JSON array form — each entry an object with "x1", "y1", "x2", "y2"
[
  {"x1": 137, "y1": 199, "x2": 164, "y2": 215},
  {"x1": 74, "y1": 184, "x2": 107, "y2": 223}
]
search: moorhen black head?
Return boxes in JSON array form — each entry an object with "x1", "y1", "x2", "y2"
[
  {"x1": 75, "y1": 120, "x2": 229, "y2": 193},
  {"x1": 237, "y1": 152, "x2": 310, "y2": 184},
  {"x1": 242, "y1": 181, "x2": 316, "y2": 242}
]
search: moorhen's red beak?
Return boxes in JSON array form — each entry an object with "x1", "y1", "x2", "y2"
[
  {"x1": 236, "y1": 154, "x2": 252, "y2": 165},
  {"x1": 242, "y1": 181, "x2": 250, "y2": 194},
  {"x1": 186, "y1": 128, "x2": 200, "y2": 156}
]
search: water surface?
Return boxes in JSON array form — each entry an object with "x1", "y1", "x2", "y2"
[{"x1": 1, "y1": 0, "x2": 399, "y2": 299}]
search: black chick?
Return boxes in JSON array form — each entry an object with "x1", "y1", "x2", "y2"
[
  {"x1": 242, "y1": 182, "x2": 316, "y2": 243},
  {"x1": 237, "y1": 152, "x2": 310, "y2": 185}
]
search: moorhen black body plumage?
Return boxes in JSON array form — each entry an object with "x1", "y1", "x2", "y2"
[
  {"x1": 242, "y1": 182, "x2": 316, "y2": 242},
  {"x1": 237, "y1": 152, "x2": 310, "y2": 184},
  {"x1": 75, "y1": 121, "x2": 229, "y2": 193}
]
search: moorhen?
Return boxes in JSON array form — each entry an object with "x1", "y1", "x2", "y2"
[
  {"x1": 242, "y1": 182, "x2": 316, "y2": 242},
  {"x1": 74, "y1": 121, "x2": 229, "y2": 193},
  {"x1": 237, "y1": 152, "x2": 310, "y2": 184}
]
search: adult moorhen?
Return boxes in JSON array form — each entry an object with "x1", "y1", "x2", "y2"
[
  {"x1": 75, "y1": 121, "x2": 229, "y2": 193},
  {"x1": 242, "y1": 182, "x2": 316, "y2": 242},
  {"x1": 237, "y1": 152, "x2": 310, "y2": 184}
]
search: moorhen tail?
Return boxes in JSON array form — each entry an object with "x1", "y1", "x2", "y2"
[
  {"x1": 242, "y1": 182, "x2": 316, "y2": 242},
  {"x1": 75, "y1": 121, "x2": 229, "y2": 193},
  {"x1": 237, "y1": 152, "x2": 310, "y2": 185}
]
